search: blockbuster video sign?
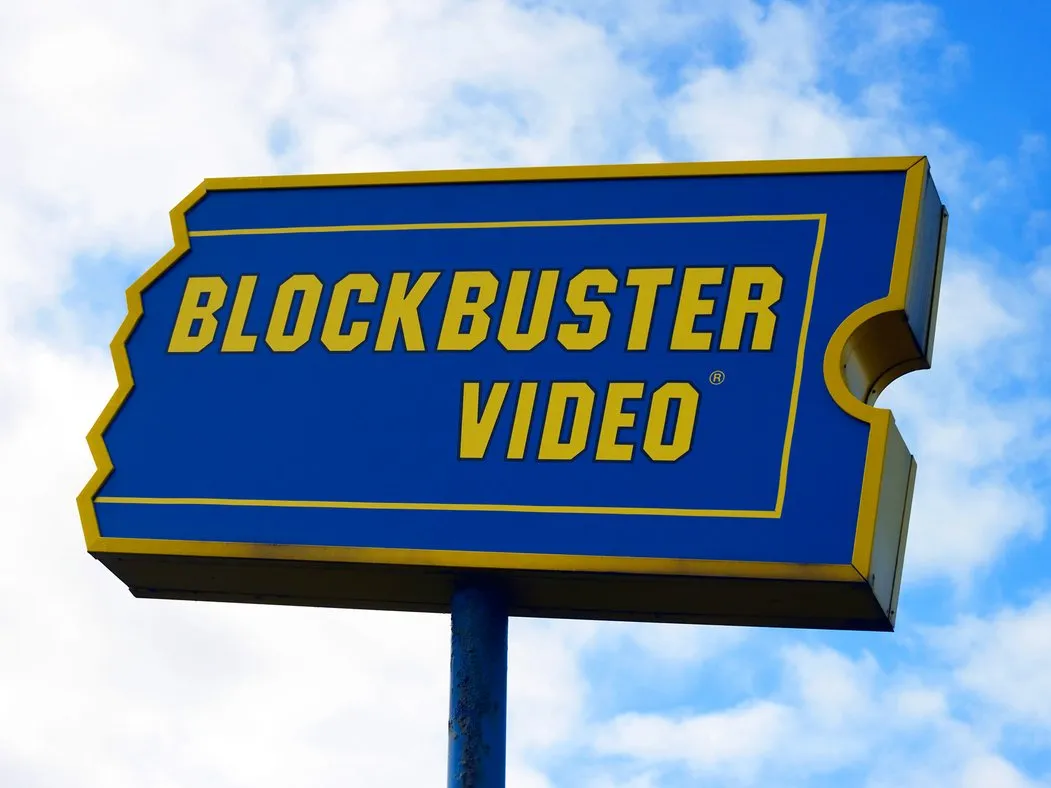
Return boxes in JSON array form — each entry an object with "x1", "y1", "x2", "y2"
[{"x1": 78, "y1": 157, "x2": 947, "y2": 631}]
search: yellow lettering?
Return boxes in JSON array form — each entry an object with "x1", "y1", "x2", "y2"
[
  {"x1": 266, "y1": 274, "x2": 323, "y2": 353},
  {"x1": 625, "y1": 268, "x2": 674, "y2": 351},
  {"x1": 439, "y1": 271, "x2": 499, "y2": 351},
  {"x1": 507, "y1": 382, "x2": 538, "y2": 460},
  {"x1": 596, "y1": 382, "x2": 644, "y2": 461},
  {"x1": 538, "y1": 382, "x2": 595, "y2": 461},
  {"x1": 168, "y1": 276, "x2": 227, "y2": 353},
  {"x1": 460, "y1": 382, "x2": 510, "y2": 459},
  {"x1": 220, "y1": 275, "x2": 258, "y2": 353},
  {"x1": 670, "y1": 267, "x2": 724, "y2": 351},
  {"x1": 498, "y1": 270, "x2": 559, "y2": 351},
  {"x1": 322, "y1": 273, "x2": 379, "y2": 352},
  {"x1": 376, "y1": 271, "x2": 441, "y2": 351},
  {"x1": 644, "y1": 382, "x2": 699, "y2": 462},
  {"x1": 557, "y1": 269, "x2": 617, "y2": 351},
  {"x1": 720, "y1": 266, "x2": 783, "y2": 351}
]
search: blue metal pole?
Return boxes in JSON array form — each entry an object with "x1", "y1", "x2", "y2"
[{"x1": 448, "y1": 581, "x2": 508, "y2": 788}]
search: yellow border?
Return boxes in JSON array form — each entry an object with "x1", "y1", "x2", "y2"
[
  {"x1": 824, "y1": 158, "x2": 929, "y2": 579},
  {"x1": 102, "y1": 212, "x2": 819, "y2": 519},
  {"x1": 79, "y1": 156, "x2": 927, "y2": 584},
  {"x1": 185, "y1": 214, "x2": 820, "y2": 237}
]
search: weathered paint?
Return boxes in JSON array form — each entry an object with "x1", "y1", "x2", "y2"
[{"x1": 448, "y1": 583, "x2": 508, "y2": 788}]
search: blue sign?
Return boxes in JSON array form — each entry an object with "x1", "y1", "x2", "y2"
[{"x1": 78, "y1": 158, "x2": 947, "y2": 630}]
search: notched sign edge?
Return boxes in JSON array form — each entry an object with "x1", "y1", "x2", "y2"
[
  {"x1": 822, "y1": 157, "x2": 947, "y2": 624},
  {"x1": 77, "y1": 156, "x2": 944, "y2": 631}
]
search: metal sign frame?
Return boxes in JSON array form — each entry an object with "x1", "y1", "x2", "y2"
[{"x1": 78, "y1": 156, "x2": 947, "y2": 631}]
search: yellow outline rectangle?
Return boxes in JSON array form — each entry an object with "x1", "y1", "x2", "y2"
[{"x1": 102, "y1": 212, "x2": 826, "y2": 520}]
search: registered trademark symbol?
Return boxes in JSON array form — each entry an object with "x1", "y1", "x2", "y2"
[{"x1": 709, "y1": 370, "x2": 725, "y2": 385}]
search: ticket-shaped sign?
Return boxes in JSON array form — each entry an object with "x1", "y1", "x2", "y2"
[{"x1": 78, "y1": 158, "x2": 947, "y2": 630}]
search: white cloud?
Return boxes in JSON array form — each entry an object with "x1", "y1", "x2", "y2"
[
  {"x1": 510, "y1": 620, "x2": 599, "y2": 752},
  {"x1": 0, "y1": 3, "x2": 649, "y2": 785},
  {"x1": 932, "y1": 593, "x2": 1051, "y2": 729},
  {"x1": 0, "y1": 1, "x2": 1046, "y2": 786},
  {"x1": 881, "y1": 258, "x2": 1051, "y2": 584},
  {"x1": 959, "y1": 757, "x2": 1042, "y2": 788},
  {"x1": 596, "y1": 700, "x2": 789, "y2": 768},
  {"x1": 0, "y1": 0, "x2": 660, "y2": 329},
  {"x1": 588, "y1": 594, "x2": 1051, "y2": 786},
  {"x1": 666, "y1": 0, "x2": 947, "y2": 161},
  {"x1": 591, "y1": 642, "x2": 1045, "y2": 787},
  {"x1": 590, "y1": 620, "x2": 749, "y2": 663},
  {"x1": 285, "y1": 0, "x2": 657, "y2": 171}
]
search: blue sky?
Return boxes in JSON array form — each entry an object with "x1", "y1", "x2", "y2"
[{"x1": 2, "y1": 1, "x2": 1050, "y2": 786}]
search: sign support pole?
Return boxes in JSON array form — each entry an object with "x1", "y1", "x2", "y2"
[{"x1": 448, "y1": 580, "x2": 509, "y2": 788}]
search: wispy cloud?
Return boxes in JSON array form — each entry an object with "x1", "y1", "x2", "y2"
[{"x1": 0, "y1": 1, "x2": 1048, "y2": 787}]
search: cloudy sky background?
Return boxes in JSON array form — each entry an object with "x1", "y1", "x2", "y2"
[{"x1": 2, "y1": 1, "x2": 1050, "y2": 785}]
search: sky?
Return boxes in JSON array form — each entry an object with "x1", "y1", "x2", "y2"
[{"x1": 1, "y1": 0, "x2": 1050, "y2": 786}]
